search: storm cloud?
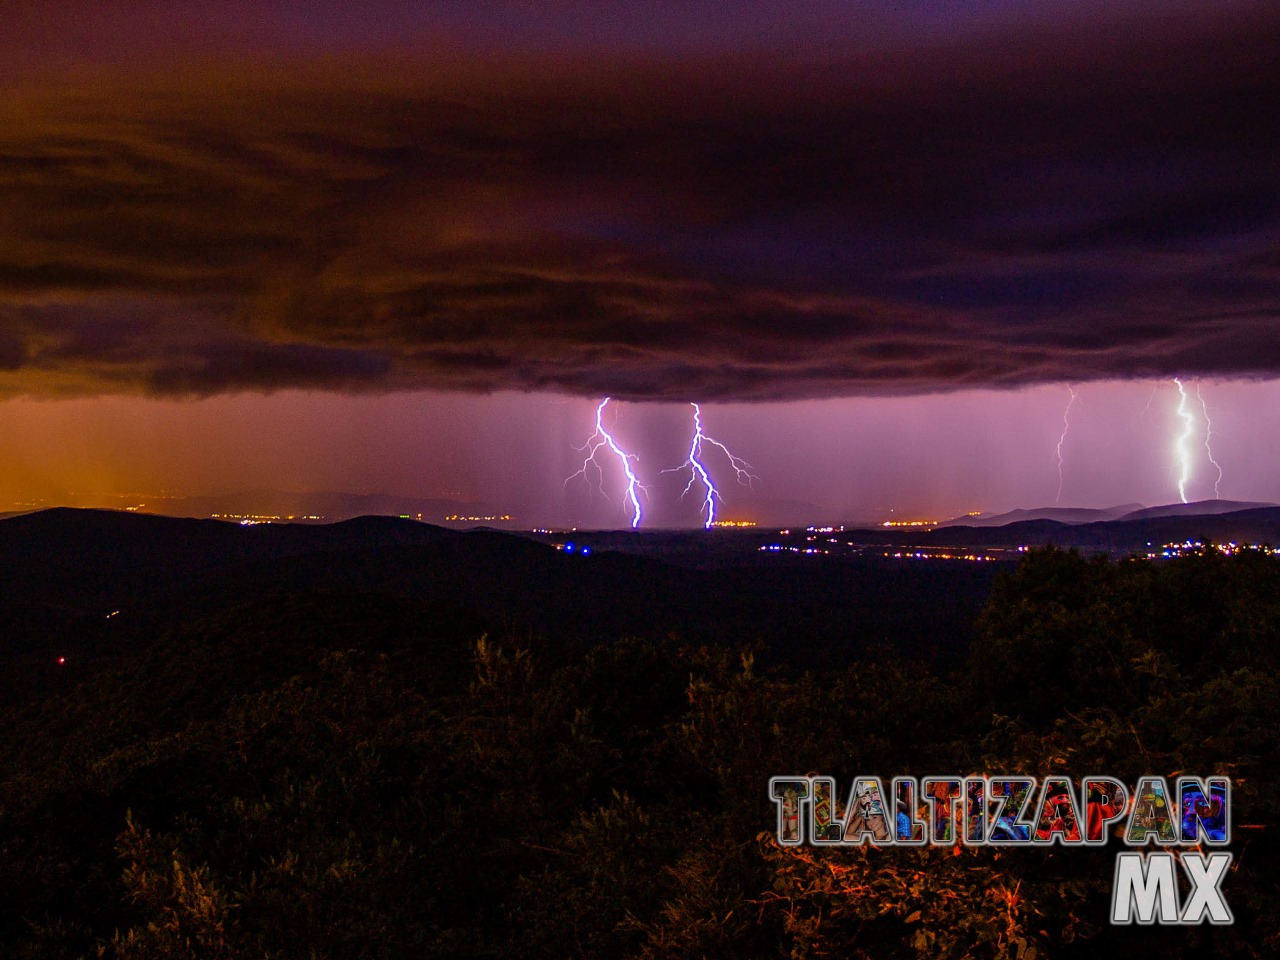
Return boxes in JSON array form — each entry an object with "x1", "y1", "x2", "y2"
[{"x1": 1, "y1": 2, "x2": 1278, "y2": 401}]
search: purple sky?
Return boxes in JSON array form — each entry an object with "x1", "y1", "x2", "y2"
[
  {"x1": 3, "y1": 380, "x2": 1277, "y2": 526},
  {"x1": 1, "y1": 1, "x2": 1277, "y2": 525}
]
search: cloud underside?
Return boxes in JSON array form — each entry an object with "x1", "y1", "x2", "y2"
[{"x1": 2, "y1": 8, "x2": 1279, "y2": 401}]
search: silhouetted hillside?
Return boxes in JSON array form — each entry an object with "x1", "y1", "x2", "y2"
[
  {"x1": 846, "y1": 505, "x2": 1280, "y2": 552},
  {"x1": 0, "y1": 508, "x2": 456, "y2": 568},
  {"x1": 0, "y1": 509, "x2": 999, "y2": 706},
  {"x1": 939, "y1": 504, "x2": 1143, "y2": 527},
  {"x1": 1118, "y1": 498, "x2": 1277, "y2": 521}
]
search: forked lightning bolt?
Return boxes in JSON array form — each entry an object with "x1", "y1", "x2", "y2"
[
  {"x1": 1196, "y1": 382, "x2": 1223, "y2": 500},
  {"x1": 665, "y1": 403, "x2": 757, "y2": 529},
  {"x1": 565, "y1": 398, "x2": 646, "y2": 528},
  {"x1": 1055, "y1": 386, "x2": 1078, "y2": 504},
  {"x1": 1173, "y1": 378, "x2": 1196, "y2": 504}
]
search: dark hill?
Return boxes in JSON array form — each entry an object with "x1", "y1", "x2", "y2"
[
  {"x1": 1118, "y1": 499, "x2": 1277, "y2": 521},
  {"x1": 939, "y1": 504, "x2": 1143, "y2": 527},
  {"x1": 962, "y1": 507, "x2": 1280, "y2": 552},
  {"x1": 0, "y1": 508, "x2": 1000, "y2": 706},
  {"x1": 846, "y1": 506, "x2": 1280, "y2": 553},
  {"x1": 0, "y1": 507, "x2": 456, "y2": 568}
]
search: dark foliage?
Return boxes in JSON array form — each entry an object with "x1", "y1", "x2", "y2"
[{"x1": 0, "y1": 546, "x2": 1276, "y2": 958}]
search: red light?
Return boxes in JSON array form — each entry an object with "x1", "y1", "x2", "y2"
[{"x1": 57, "y1": 657, "x2": 65, "y2": 665}]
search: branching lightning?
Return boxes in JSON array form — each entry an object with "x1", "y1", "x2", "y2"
[
  {"x1": 1055, "y1": 386, "x2": 1078, "y2": 504},
  {"x1": 1196, "y1": 381, "x2": 1223, "y2": 499},
  {"x1": 565, "y1": 397, "x2": 646, "y2": 528},
  {"x1": 1173, "y1": 378, "x2": 1196, "y2": 504},
  {"x1": 665, "y1": 403, "x2": 757, "y2": 529}
]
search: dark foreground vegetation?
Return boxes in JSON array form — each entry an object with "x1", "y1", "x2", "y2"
[{"x1": 1, "y1": 545, "x2": 1277, "y2": 958}]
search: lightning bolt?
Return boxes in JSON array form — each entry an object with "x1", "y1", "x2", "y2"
[
  {"x1": 1055, "y1": 386, "x2": 1077, "y2": 504},
  {"x1": 665, "y1": 403, "x2": 757, "y2": 529},
  {"x1": 1196, "y1": 381, "x2": 1223, "y2": 499},
  {"x1": 1139, "y1": 382, "x2": 1158, "y2": 418},
  {"x1": 564, "y1": 397, "x2": 646, "y2": 528},
  {"x1": 1173, "y1": 378, "x2": 1196, "y2": 504}
]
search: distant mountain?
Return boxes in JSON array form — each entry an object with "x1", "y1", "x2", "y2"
[
  {"x1": 939, "y1": 504, "x2": 1144, "y2": 527},
  {"x1": 1118, "y1": 499, "x2": 1278, "y2": 522},
  {"x1": 30, "y1": 489, "x2": 514, "y2": 524},
  {"x1": 136, "y1": 489, "x2": 511, "y2": 524},
  {"x1": 0, "y1": 507, "x2": 456, "y2": 570},
  {"x1": 847, "y1": 505, "x2": 1280, "y2": 554}
]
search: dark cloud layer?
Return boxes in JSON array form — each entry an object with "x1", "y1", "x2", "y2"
[{"x1": 1, "y1": 3, "x2": 1278, "y2": 400}]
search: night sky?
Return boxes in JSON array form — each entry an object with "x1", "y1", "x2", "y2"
[{"x1": 2, "y1": 1, "x2": 1278, "y2": 525}]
